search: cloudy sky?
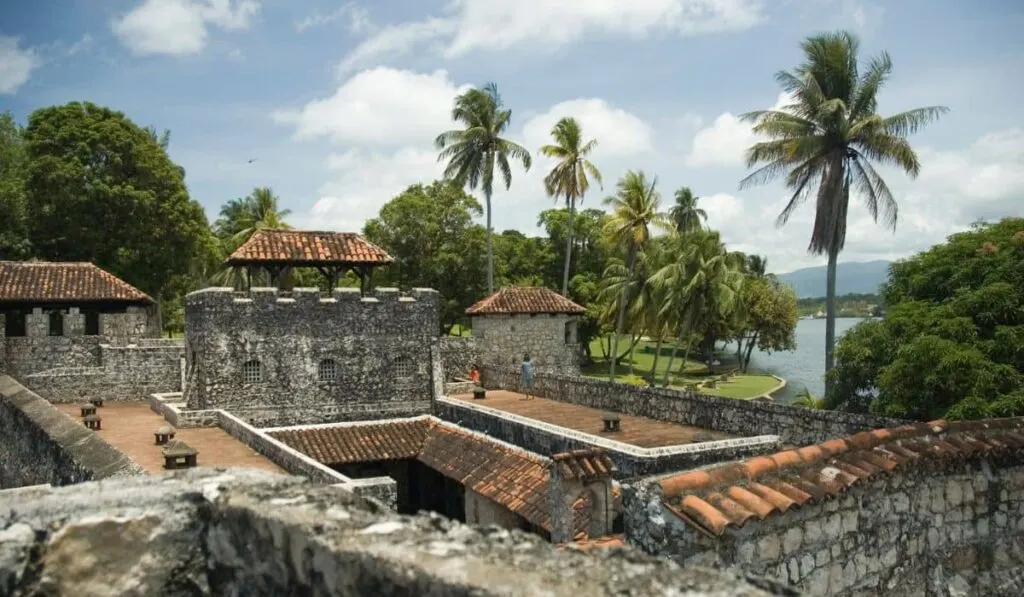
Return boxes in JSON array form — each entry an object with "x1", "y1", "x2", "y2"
[{"x1": 2, "y1": 0, "x2": 1022, "y2": 273}]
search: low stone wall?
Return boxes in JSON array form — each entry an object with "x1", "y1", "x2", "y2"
[
  {"x1": 436, "y1": 397, "x2": 780, "y2": 479},
  {"x1": 23, "y1": 342, "x2": 183, "y2": 404},
  {"x1": 2, "y1": 336, "x2": 104, "y2": 376},
  {"x1": 481, "y1": 368, "x2": 904, "y2": 446},
  {"x1": 623, "y1": 460, "x2": 1024, "y2": 596},
  {"x1": 149, "y1": 392, "x2": 221, "y2": 428},
  {"x1": 440, "y1": 335, "x2": 477, "y2": 381},
  {"x1": 0, "y1": 375, "x2": 143, "y2": 489},
  {"x1": 197, "y1": 400, "x2": 434, "y2": 428},
  {"x1": 0, "y1": 469, "x2": 790, "y2": 596}
]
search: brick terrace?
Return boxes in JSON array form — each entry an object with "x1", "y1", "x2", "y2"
[
  {"x1": 55, "y1": 402, "x2": 285, "y2": 475},
  {"x1": 451, "y1": 390, "x2": 736, "y2": 448}
]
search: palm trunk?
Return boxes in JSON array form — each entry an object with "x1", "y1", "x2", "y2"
[
  {"x1": 824, "y1": 244, "x2": 839, "y2": 397},
  {"x1": 485, "y1": 191, "x2": 495, "y2": 294},
  {"x1": 628, "y1": 334, "x2": 637, "y2": 376},
  {"x1": 561, "y1": 195, "x2": 576, "y2": 295},
  {"x1": 608, "y1": 243, "x2": 638, "y2": 381},
  {"x1": 650, "y1": 336, "x2": 664, "y2": 384},
  {"x1": 743, "y1": 331, "x2": 759, "y2": 373}
]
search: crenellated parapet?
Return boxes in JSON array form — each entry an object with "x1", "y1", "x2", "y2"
[{"x1": 183, "y1": 286, "x2": 442, "y2": 425}]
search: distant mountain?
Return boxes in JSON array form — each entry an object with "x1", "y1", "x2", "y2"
[{"x1": 776, "y1": 260, "x2": 892, "y2": 299}]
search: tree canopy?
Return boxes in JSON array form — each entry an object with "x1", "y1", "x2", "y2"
[
  {"x1": 22, "y1": 102, "x2": 210, "y2": 299},
  {"x1": 0, "y1": 112, "x2": 30, "y2": 259},
  {"x1": 829, "y1": 217, "x2": 1024, "y2": 420}
]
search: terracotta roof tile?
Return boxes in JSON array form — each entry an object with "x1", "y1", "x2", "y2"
[
  {"x1": 0, "y1": 261, "x2": 152, "y2": 304},
  {"x1": 561, "y1": 534, "x2": 626, "y2": 550},
  {"x1": 270, "y1": 418, "x2": 573, "y2": 531},
  {"x1": 268, "y1": 420, "x2": 431, "y2": 464},
  {"x1": 466, "y1": 286, "x2": 585, "y2": 316},
  {"x1": 658, "y1": 416, "x2": 1024, "y2": 536},
  {"x1": 226, "y1": 229, "x2": 393, "y2": 266}
]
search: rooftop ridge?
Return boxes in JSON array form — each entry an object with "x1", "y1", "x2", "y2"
[
  {"x1": 657, "y1": 416, "x2": 1024, "y2": 536},
  {"x1": 467, "y1": 286, "x2": 585, "y2": 316},
  {"x1": 184, "y1": 286, "x2": 439, "y2": 306},
  {"x1": 226, "y1": 229, "x2": 393, "y2": 265}
]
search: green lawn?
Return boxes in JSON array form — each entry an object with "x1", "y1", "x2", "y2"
[{"x1": 582, "y1": 336, "x2": 783, "y2": 400}]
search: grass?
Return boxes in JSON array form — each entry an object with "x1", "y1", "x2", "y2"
[{"x1": 582, "y1": 336, "x2": 783, "y2": 400}]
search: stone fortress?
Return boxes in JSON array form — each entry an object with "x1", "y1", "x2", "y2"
[{"x1": 1, "y1": 229, "x2": 1023, "y2": 597}]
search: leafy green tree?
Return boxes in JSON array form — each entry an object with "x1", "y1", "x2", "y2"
[
  {"x1": 668, "y1": 187, "x2": 706, "y2": 234},
  {"x1": 537, "y1": 207, "x2": 613, "y2": 292},
  {"x1": 363, "y1": 181, "x2": 488, "y2": 333},
  {"x1": 734, "y1": 276, "x2": 799, "y2": 372},
  {"x1": 0, "y1": 112, "x2": 30, "y2": 259},
  {"x1": 739, "y1": 30, "x2": 948, "y2": 397},
  {"x1": 436, "y1": 83, "x2": 532, "y2": 295},
  {"x1": 539, "y1": 117, "x2": 603, "y2": 294},
  {"x1": 602, "y1": 171, "x2": 670, "y2": 380},
  {"x1": 830, "y1": 218, "x2": 1024, "y2": 419},
  {"x1": 22, "y1": 102, "x2": 209, "y2": 324}
]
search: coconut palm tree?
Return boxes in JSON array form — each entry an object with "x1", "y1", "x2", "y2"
[
  {"x1": 230, "y1": 187, "x2": 292, "y2": 243},
  {"x1": 540, "y1": 117, "x2": 603, "y2": 295},
  {"x1": 602, "y1": 171, "x2": 670, "y2": 380},
  {"x1": 739, "y1": 30, "x2": 947, "y2": 396},
  {"x1": 669, "y1": 187, "x2": 706, "y2": 234},
  {"x1": 436, "y1": 83, "x2": 532, "y2": 294}
]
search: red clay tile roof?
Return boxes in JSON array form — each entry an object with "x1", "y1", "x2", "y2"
[
  {"x1": 658, "y1": 417, "x2": 1024, "y2": 536},
  {"x1": 466, "y1": 286, "x2": 585, "y2": 316},
  {"x1": 268, "y1": 420, "x2": 431, "y2": 464},
  {"x1": 269, "y1": 418, "x2": 562, "y2": 530},
  {"x1": 553, "y1": 449, "x2": 617, "y2": 481},
  {"x1": 226, "y1": 229, "x2": 393, "y2": 266},
  {"x1": 561, "y1": 535, "x2": 627, "y2": 550},
  {"x1": 419, "y1": 423, "x2": 553, "y2": 529},
  {"x1": 0, "y1": 261, "x2": 153, "y2": 304}
]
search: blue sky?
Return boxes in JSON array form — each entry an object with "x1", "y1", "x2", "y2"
[{"x1": 2, "y1": 0, "x2": 1022, "y2": 273}]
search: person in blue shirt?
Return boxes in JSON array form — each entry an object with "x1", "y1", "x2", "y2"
[{"x1": 520, "y1": 354, "x2": 534, "y2": 400}]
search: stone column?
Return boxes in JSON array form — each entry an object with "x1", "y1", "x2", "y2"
[
  {"x1": 0, "y1": 314, "x2": 6, "y2": 373},
  {"x1": 63, "y1": 307, "x2": 86, "y2": 336},
  {"x1": 548, "y1": 449, "x2": 617, "y2": 543},
  {"x1": 25, "y1": 308, "x2": 49, "y2": 338}
]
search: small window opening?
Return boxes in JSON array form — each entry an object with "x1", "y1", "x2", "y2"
[
  {"x1": 319, "y1": 359, "x2": 337, "y2": 382},
  {"x1": 84, "y1": 311, "x2": 100, "y2": 335},
  {"x1": 564, "y1": 321, "x2": 576, "y2": 344},
  {"x1": 394, "y1": 357, "x2": 415, "y2": 379},
  {"x1": 3, "y1": 311, "x2": 27, "y2": 337},
  {"x1": 243, "y1": 360, "x2": 263, "y2": 383},
  {"x1": 48, "y1": 311, "x2": 64, "y2": 336}
]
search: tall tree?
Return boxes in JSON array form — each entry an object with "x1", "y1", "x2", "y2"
[
  {"x1": 602, "y1": 171, "x2": 670, "y2": 381},
  {"x1": 0, "y1": 112, "x2": 30, "y2": 259},
  {"x1": 214, "y1": 187, "x2": 292, "y2": 242},
  {"x1": 668, "y1": 187, "x2": 706, "y2": 234},
  {"x1": 436, "y1": 83, "x2": 532, "y2": 294},
  {"x1": 738, "y1": 30, "x2": 947, "y2": 397},
  {"x1": 23, "y1": 102, "x2": 209, "y2": 322},
  {"x1": 363, "y1": 180, "x2": 488, "y2": 332},
  {"x1": 539, "y1": 117, "x2": 603, "y2": 294}
]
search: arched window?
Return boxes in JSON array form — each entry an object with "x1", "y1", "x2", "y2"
[
  {"x1": 242, "y1": 360, "x2": 263, "y2": 383},
  {"x1": 394, "y1": 357, "x2": 415, "y2": 379},
  {"x1": 318, "y1": 359, "x2": 337, "y2": 382}
]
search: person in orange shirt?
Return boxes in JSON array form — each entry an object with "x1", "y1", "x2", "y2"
[{"x1": 468, "y1": 364, "x2": 480, "y2": 384}]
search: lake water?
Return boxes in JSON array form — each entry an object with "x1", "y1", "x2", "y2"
[{"x1": 725, "y1": 318, "x2": 867, "y2": 404}]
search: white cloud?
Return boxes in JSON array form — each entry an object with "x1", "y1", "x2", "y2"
[
  {"x1": 296, "y1": 2, "x2": 373, "y2": 34},
  {"x1": 272, "y1": 67, "x2": 471, "y2": 147},
  {"x1": 276, "y1": 69, "x2": 655, "y2": 232},
  {"x1": 338, "y1": 0, "x2": 763, "y2": 74},
  {"x1": 685, "y1": 92, "x2": 791, "y2": 167},
  {"x1": 521, "y1": 99, "x2": 655, "y2": 158},
  {"x1": 112, "y1": 0, "x2": 259, "y2": 56},
  {"x1": 0, "y1": 36, "x2": 42, "y2": 94},
  {"x1": 697, "y1": 128, "x2": 1024, "y2": 271}
]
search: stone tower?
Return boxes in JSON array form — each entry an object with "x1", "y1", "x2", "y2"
[{"x1": 466, "y1": 286, "x2": 585, "y2": 376}]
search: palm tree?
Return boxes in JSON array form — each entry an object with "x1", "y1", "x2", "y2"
[
  {"x1": 230, "y1": 187, "x2": 292, "y2": 244},
  {"x1": 653, "y1": 230, "x2": 743, "y2": 386},
  {"x1": 738, "y1": 30, "x2": 947, "y2": 396},
  {"x1": 436, "y1": 83, "x2": 532, "y2": 294},
  {"x1": 540, "y1": 117, "x2": 603, "y2": 295},
  {"x1": 602, "y1": 171, "x2": 670, "y2": 380},
  {"x1": 669, "y1": 187, "x2": 706, "y2": 234}
]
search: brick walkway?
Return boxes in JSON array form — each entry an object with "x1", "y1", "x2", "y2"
[
  {"x1": 451, "y1": 390, "x2": 735, "y2": 448},
  {"x1": 56, "y1": 402, "x2": 286, "y2": 475}
]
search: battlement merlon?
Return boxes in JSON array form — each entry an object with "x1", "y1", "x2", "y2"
[{"x1": 184, "y1": 286, "x2": 441, "y2": 307}]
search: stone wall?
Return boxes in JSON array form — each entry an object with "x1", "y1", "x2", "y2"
[
  {"x1": 623, "y1": 460, "x2": 1024, "y2": 596},
  {"x1": 0, "y1": 376, "x2": 143, "y2": 489},
  {"x1": 481, "y1": 368, "x2": 904, "y2": 446},
  {"x1": 183, "y1": 287, "x2": 441, "y2": 426},
  {"x1": 473, "y1": 313, "x2": 580, "y2": 375},
  {"x1": 436, "y1": 397, "x2": 780, "y2": 479},
  {"x1": 0, "y1": 469, "x2": 792, "y2": 597},
  {"x1": 439, "y1": 335, "x2": 476, "y2": 381},
  {"x1": 23, "y1": 342, "x2": 184, "y2": 403},
  {"x1": 2, "y1": 336, "x2": 104, "y2": 376}
]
